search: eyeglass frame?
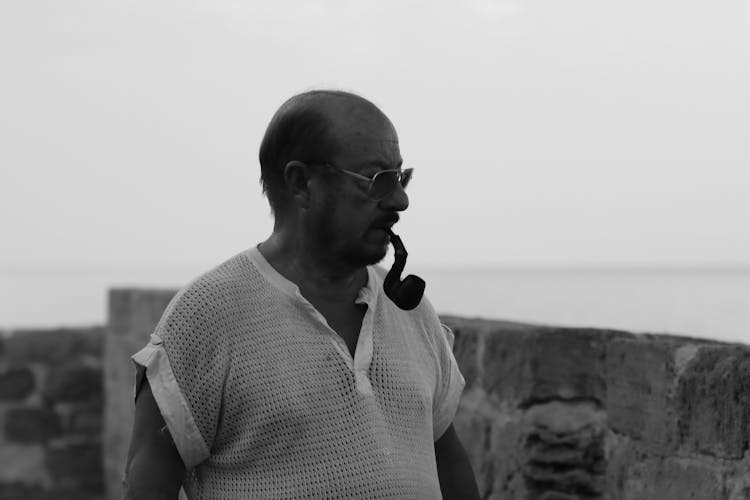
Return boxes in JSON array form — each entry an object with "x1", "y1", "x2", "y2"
[{"x1": 313, "y1": 162, "x2": 413, "y2": 201}]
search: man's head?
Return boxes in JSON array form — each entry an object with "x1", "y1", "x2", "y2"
[
  {"x1": 259, "y1": 90, "x2": 397, "y2": 215},
  {"x1": 259, "y1": 90, "x2": 409, "y2": 267}
]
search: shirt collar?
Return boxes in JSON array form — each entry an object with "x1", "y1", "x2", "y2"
[{"x1": 247, "y1": 245, "x2": 381, "y2": 307}]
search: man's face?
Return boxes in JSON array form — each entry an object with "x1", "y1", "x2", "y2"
[{"x1": 306, "y1": 109, "x2": 409, "y2": 269}]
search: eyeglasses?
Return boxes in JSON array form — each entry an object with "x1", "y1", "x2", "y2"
[{"x1": 322, "y1": 162, "x2": 413, "y2": 201}]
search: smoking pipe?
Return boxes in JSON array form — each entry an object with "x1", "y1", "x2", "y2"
[{"x1": 383, "y1": 229, "x2": 425, "y2": 310}]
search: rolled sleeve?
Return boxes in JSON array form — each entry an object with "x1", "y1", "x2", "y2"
[
  {"x1": 132, "y1": 333, "x2": 211, "y2": 469},
  {"x1": 432, "y1": 323, "x2": 465, "y2": 440}
]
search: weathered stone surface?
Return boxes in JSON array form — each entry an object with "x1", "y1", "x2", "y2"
[
  {"x1": 621, "y1": 457, "x2": 726, "y2": 500},
  {"x1": 444, "y1": 318, "x2": 480, "y2": 389},
  {"x1": 440, "y1": 317, "x2": 750, "y2": 498},
  {"x1": 480, "y1": 324, "x2": 627, "y2": 407},
  {"x1": 0, "y1": 482, "x2": 104, "y2": 500},
  {"x1": 481, "y1": 324, "x2": 533, "y2": 403},
  {"x1": 46, "y1": 442, "x2": 104, "y2": 492},
  {"x1": 677, "y1": 346, "x2": 750, "y2": 459},
  {"x1": 5, "y1": 407, "x2": 62, "y2": 443},
  {"x1": 603, "y1": 430, "x2": 636, "y2": 500},
  {"x1": 521, "y1": 400, "x2": 608, "y2": 499},
  {"x1": 0, "y1": 443, "x2": 51, "y2": 486},
  {"x1": 726, "y1": 455, "x2": 750, "y2": 500},
  {"x1": 484, "y1": 425, "x2": 526, "y2": 500},
  {"x1": 108, "y1": 288, "x2": 176, "y2": 338},
  {"x1": 455, "y1": 385, "x2": 525, "y2": 498},
  {"x1": 44, "y1": 364, "x2": 102, "y2": 404},
  {"x1": 673, "y1": 343, "x2": 701, "y2": 377},
  {"x1": 4, "y1": 328, "x2": 103, "y2": 365},
  {"x1": 0, "y1": 483, "x2": 47, "y2": 500},
  {"x1": 606, "y1": 337, "x2": 679, "y2": 453},
  {"x1": 0, "y1": 367, "x2": 35, "y2": 401},
  {"x1": 524, "y1": 329, "x2": 612, "y2": 405},
  {"x1": 69, "y1": 408, "x2": 102, "y2": 435}
]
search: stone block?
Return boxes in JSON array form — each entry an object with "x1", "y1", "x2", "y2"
[
  {"x1": 482, "y1": 324, "x2": 625, "y2": 408},
  {"x1": 482, "y1": 325, "x2": 533, "y2": 404},
  {"x1": 44, "y1": 364, "x2": 103, "y2": 404},
  {"x1": 455, "y1": 386, "x2": 525, "y2": 498},
  {"x1": 0, "y1": 367, "x2": 35, "y2": 401},
  {"x1": 0, "y1": 482, "x2": 48, "y2": 500},
  {"x1": 108, "y1": 288, "x2": 176, "y2": 338},
  {"x1": 69, "y1": 408, "x2": 102, "y2": 435},
  {"x1": 0, "y1": 443, "x2": 51, "y2": 486},
  {"x1": 521, "y1": 400, "x2": 607, "y2": 499},
  {"x1": 606, "y1": 337, "x2": 679, "y2": 453},
  {"x1": 46, "y1": 442, "x2": 104, "y2": 492},
  {"x1": 4, "y1": 328, "x2": 103, "y2": 365},
  {"x1": 676, "y1": 346, "x2": 750, "y2": 459},
  {"x1": 5, "y1": 407, "x2": 62, "y2": 443},
  {"x1": 105, "y1": 288, "x2": 176, "y2": 500},
  {"x1": 524, "y1": 329, "x2": 610, "y2": 405}
]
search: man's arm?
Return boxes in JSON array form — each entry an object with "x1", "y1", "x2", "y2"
[
  {"x1": 123, "y1": 379, "x2": 186, "y2": 500},
  {"x1": 435, "y1": 423, "x2": 481, "y2": 500}
]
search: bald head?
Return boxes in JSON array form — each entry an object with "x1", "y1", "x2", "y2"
[{"x1": 258, "y1": 90, "x2": 395, "y2": 218}]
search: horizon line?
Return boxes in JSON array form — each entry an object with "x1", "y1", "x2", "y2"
[{"x1": 2, "y1": 263, "x2": 750, "y2": 273}]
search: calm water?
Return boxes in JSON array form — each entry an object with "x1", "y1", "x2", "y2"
[
  {"x1": 420, "y1": 267, "x2": 750, "y2": 345},
  {"x1": 2, "y1": 267, "x2": 748, "y2": 345}
]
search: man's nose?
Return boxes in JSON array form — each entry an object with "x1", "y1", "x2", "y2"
[{"x1": 378, "y1": 184, "x2": 409, "y2": 212}]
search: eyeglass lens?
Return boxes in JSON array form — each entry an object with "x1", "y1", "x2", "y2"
[{"x1": 371, "y1": 170, "x2": 412, "y2": 199}]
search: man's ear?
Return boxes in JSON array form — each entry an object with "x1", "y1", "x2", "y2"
[{"x1": 283, "y1": 161, "x2": 312, "y2": 207}]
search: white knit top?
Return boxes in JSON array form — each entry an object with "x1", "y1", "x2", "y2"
[{"x1": 132, "y1": 246, "x2": 465, "y2": 499}]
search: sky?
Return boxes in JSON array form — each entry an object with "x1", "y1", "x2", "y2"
[{"x1": 1, "y1": 0, "x2": 749, "y2": 272}]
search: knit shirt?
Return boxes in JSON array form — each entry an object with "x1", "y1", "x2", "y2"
[{"x1": 132, "y1": 246, "x2": 465, "y2": 499}]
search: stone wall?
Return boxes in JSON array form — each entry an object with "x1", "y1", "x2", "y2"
[
  {"x1": 0, "y1": 327, "x2": 105, "y2": 500},
  {"x1": 2, "y1": 289, "x2": 749, "y2": 499},
  {"x1": 445, "y1": 315, "x2": 750, "y2": 500}
]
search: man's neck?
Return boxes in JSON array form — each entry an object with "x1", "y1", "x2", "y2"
[{"x1": 258, "y1": 231, "x2": 367, "y2": 304}]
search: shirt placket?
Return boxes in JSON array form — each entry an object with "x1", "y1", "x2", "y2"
[
  {"x1": 351, "y1": 295, "x2": 374, "y2": 396},
  {"x1": 298, "y1": 287, "x2": 376, "y2": 396}
]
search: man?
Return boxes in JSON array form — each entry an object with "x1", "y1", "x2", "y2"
[{"x1": 124, "y1": 90, "x2": 480, "y2": 499}]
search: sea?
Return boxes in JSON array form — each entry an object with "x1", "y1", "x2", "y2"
[{"x1": 1, "y1": 266, "x2": 748, "y2": 345}]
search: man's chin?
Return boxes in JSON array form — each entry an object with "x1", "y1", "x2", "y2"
[
  {"x1": 366, "y1": 247, "x2": 389, "y2": 266},
  {"x1": 343, "y1": 243, "x2": 389, "y2": 268}
]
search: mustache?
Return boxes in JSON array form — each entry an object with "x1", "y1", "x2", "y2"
[{"x1": 372, "y1": 214, "x2": 400, "y2": 228}]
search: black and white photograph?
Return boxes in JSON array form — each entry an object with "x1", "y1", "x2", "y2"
[{"x1": 1, "y1": 1, "x2": 748, "y2": 498}]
